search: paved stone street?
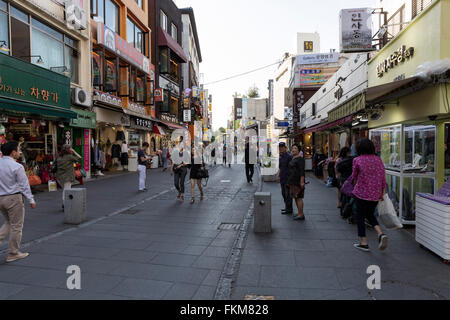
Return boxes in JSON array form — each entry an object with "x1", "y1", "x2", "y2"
[
  {"x1": 1, "y1": 164, "x2": 449, "y2": 300},
  {"x1": 232, "y1": 173, "x2": 450, "y2": 300},
  {"x1": 0, "y1": 164, "x2": 256, "y2": 299}
]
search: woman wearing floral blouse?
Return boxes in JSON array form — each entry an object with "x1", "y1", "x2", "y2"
[{"x1": 351, "y1": 138, "x2": 388, "y2": 252}]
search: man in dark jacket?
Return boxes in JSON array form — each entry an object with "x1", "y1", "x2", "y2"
[
  {"x1": 245, "y1": 137, "x2": 254, "y2": 183},
  {"x1": 277, "y1": 142, "x2": 293, "y2": 214}
]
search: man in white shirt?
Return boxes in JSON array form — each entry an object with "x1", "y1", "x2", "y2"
[{"x1": 0, "y1": 141, "x2": 36, "y2": 262}]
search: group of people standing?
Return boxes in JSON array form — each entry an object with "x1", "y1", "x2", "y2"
[{"x1": 278, "y1": 138, "x2": 389, "y2": 252}]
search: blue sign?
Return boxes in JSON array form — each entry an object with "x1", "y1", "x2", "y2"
[{"x1": 276, "y1": 121, "x2": 290, "y2": 127}]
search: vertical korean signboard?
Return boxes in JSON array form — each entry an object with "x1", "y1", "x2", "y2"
[
  {"x1": 340, "y1": 8, "x2": 374, "y2": 53},
  {"x1": 84, "y1": 129, "x2": 90, "y2": 172}
]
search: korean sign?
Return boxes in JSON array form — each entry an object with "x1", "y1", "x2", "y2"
[
  {"x1": 299, "y1": 67, "x2": 339, "y2": 87},
  {"x1": 340, "y1": 8, "x2": 374, "y2": 53},
  {"x1": 297, "y1": 52, "x2": 339, "y2": 65},
  {"x1": 377, "y1": 46, "x2": 415, "y2": 77},
  {"x1": 0, "y1": 53, "x2": 70, "y2": 109}
]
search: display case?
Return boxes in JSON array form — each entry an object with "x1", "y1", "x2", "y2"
[{"x1": 370, "y1": 124, "x2": 437, "y2": 225}]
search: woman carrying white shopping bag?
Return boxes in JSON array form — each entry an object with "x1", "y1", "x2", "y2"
[{"x1": 350, "y1": 138, "x2": 388, "y2": 252}]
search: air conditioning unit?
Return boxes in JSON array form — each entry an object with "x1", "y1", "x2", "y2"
[
  {"x1": 65, "y1": 0, "x2": 87, "y2": 31},
  {"x1": 71, "y1": 88, "x2": 91, "y2": 107}
]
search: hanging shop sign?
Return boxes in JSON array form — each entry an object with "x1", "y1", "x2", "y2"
[
  {"x1": 70, "y1": 108, "x2": 97, "y2": 129},
  {"x1": 161, "y1": 113, "x2": 179, "y2": 124},
  {"x1": 376, "y1": 46, "x2": 415, "y2": 77},
  {"x1": 159, "y1": 76, "x2": 179, "y2": 95},
  {"x1": 339, "y1": 8, "x2": 374, "y2": 53},
  {"x1": 297, "y1": 52, "x2": 339, "y2": 65},
  {"x1": 192, "y1": 86, "x2": 200, "y2": 98},
  {"x1": 97, "y1": 22, "x2": 150, "y2": 75},
  {"x1": 130, "y1": 116, "x2": 153, "y2": 130},
  {"x1": 299, "y1": 67, "x2": 339, "y2": 87},
  {"x1": 183, "y1": 109, "x2": 191, "y2": 122},
  {"x1": 93, "y1": 89, "x2": 123, "y2": 108},
  {"x1": 154, "y1": 88, "x2": 163, "y2": 102},
  {"x1": 183, "y1": 97, "x2": 189, "y2": 108}
]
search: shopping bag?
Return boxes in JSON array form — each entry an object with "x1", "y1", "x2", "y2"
[
  {"x1": 377, "y1": 194, "x2": 403, "y2": 230},
  {"x1": 48, "y1": 180, "x2": 57, "y2": 192},
  {"x1": 28, "y1": 175, "x2": 42, "y2": 186},
  {"x1": 340, "y1": 176, "x2": 354, "y2": 196}
]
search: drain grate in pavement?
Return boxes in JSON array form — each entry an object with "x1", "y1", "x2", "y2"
[
  {"x1": 120, "y1": 209, "x2": 140, "y2": 215},
  {"x1": 244, "y1": 295, "x2": 275, "y2": 300},
  {"x1": 218, "y1": 223, "x2": 241, "y2": 231}
]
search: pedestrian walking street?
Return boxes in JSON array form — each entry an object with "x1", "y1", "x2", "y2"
[{"x1": 0, "y1": 164, "x2": 449, "y2": 300}]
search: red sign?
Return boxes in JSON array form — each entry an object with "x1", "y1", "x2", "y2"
[
  {"x1": 84, "y1": 129, "x2": 90, "y2": 172},
  {"x1": 154, "y1": 88, "x2": 163, "y2": 102}
]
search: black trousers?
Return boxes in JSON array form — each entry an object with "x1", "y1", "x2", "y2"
[
  {"x1": 281, "y1": 184, "x2": 293, "y2": 212},
  {"x1": 174, "y1": 167, "x2": 187, "y2": 193},
  {"x1": 354, "y1": 196, "x2": 379, "y2": 237},
  {"x1": 245, "y1": 164, "x2": 254, "y2": 182}
]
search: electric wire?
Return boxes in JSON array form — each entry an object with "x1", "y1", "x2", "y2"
[{"x1": 203, "y1": 60, "x2": 282, "y2": 86}]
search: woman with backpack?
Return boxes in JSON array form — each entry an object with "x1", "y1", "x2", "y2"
[{"x1": 351, "y1": 138, "x2": 388, "y2": 252}]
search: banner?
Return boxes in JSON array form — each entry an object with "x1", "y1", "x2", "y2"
[
  {"x1": 340, "y1": 8, "x2": 374, "y2": 52},
  {"x1": 299, "y1": 67, "x2": 339, "y2": 87}
]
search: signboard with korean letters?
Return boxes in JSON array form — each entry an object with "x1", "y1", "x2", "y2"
[{"x1": 340, "y1": 8, "x2": 374, "y2": 52}]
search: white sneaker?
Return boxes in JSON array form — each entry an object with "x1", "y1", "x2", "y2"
[
  {"x1": 98, "y1": 172, "x2": 105, "y2": 176},
  {"x1": 6, "y1": 252, "x2": 29, "y2": 262}
]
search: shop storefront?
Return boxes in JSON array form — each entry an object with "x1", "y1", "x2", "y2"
[
  {"x1": 69, "y1": 108, "x2": 96, "y2": 179},
  {"x1": 366, "y1": 0, "x2": 450, "y2": 224},
  {"x1": 0, "y1": 53, "x2": 75, "y2": 184}
]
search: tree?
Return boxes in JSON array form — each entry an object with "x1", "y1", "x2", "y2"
[{"x1": 247, "y1": 85, "x2": 260, "y2": 98}]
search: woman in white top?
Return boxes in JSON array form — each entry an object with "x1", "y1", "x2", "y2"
[{"x1": 121, "y1": 141, "x2": 129, "y2": 171}]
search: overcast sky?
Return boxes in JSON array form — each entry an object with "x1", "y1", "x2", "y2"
[{"x1": 174, "y1": 0, "x2": 376, "y2": 130}]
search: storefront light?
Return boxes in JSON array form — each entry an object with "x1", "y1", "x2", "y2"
[
  {"x1": 58, "y1": 122, "x2": 65, "y2": 128},
  {"x1": 21, "y1": 117, "x2": 27, "y2": 124},
  {"x1": 40, "y1": 120, "x2": 46, "y2": 126}
]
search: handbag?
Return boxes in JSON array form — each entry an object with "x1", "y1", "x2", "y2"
[
  {"x1": 197, "y1": 167, "x2": 209, "y2": 179},
  {"x1": 28, "y1": 175, "x2": 42, "y2": 186},
  {"x1": 340, "y1": 176, "x2": 354, "y2": 196}
]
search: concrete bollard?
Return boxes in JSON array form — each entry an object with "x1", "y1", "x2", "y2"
[
  {"x1": 64, "y1": 188, "x2": 87, "y2": 225},
  {"x1": 254, "y1": 192, "x2": 272, "y2": 233}
]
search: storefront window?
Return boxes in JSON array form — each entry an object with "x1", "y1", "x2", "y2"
[
  {"x1": 160, "y1": 48, "x2": 169, "y2": 74},
  {"x1": 64, "y1": 45, "x2": 79, "y2": 84},
  {"x1": 160, "y1": 91, "x2": 170, "y2": 113},
  {"x1": 0, "y1": 10, "x2": 8, "y2": 55},
  {"x1": 169, "y1": 59, "x2": 179, "y2": 82},
  {"x1": 136, "y1": 76, "x2": 145, "y2": 102},
  {"x1": 170, "y1": 97, "x2": 179, "y2": 119},
  {"x1": 127, "y1": 18, "x2": 144, "y2": 53},
  {"x1": 31, "y1": 28, "x2": 64, "y2": 70},
  {"x1": 404, "y1": 125, "x2": 435, "y2": 173},
  {"x1": 130, "y1": 68, "x2": 136, "y2": 99},
  {"x1": 105, "y1": 59, "x2": 117, "y2": 92},
  {"x1": 11, "y1": 15, "x2": 30, "y2": 61},
  {"x1": 371, "y1": 125, "x2": 401, "y2": 171},
  {"x1": 92, "y1": 51, "x2": 102, "y2": 88},
  {"x1": 105, "y1": 0, "x2": 119, "y2": 33}
]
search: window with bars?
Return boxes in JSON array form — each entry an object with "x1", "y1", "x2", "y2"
[{"x1": 412, "y1": 0, "x2": 433, "y2": 19}]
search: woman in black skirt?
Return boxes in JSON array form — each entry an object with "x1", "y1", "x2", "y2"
[{"x1": 189, "y1": 146, "x2": 204, "y2": 204}]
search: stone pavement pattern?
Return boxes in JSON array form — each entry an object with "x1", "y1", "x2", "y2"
[
  {"x1": 0, "y1": 164, "x2": 257, "y2": 299},
  {"x1": 231, "y1": 174, "x2": 450, "y2": 300}
]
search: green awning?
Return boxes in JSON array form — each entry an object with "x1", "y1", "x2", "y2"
[
  {"x1": 0, "y1": 97, "x2": 77, "y2": 119},
  {"x1": 328, "y1": 93, "x2": 366, "y2": 123}
]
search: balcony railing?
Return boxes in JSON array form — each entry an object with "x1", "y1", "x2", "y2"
[{"x1": 412, "y1": 0, "x2": 433, "y2": 19}]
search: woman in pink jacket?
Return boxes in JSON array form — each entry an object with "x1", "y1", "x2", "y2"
[{"x1": 351, "y1": 138, "x2": 388, "y2": 252}]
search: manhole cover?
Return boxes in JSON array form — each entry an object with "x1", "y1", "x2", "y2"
[
  {"x1": 218, "y1": 223, "x2": 241, "y2": 230},
  {"x1": 120, "y1": 209, "x2": 140, "y2": 215},
  {"x1": 244, "y1": 295, "x2": 275, "y2": 300}
]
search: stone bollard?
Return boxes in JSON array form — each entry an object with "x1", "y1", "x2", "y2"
[
  {"x1": 64, "y1": 188, "x2": 87, "y2": 225},
  {"x1": 254, "y1": 192, "x2": 272, "y2": 233}
]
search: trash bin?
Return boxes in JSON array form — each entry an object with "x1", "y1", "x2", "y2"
[
  {"x1": 254, "y1": 192, "x2": 272, "y2": 233},
  {"x1": 64, "y1": 188, "x2": 86, "y2": 225}
]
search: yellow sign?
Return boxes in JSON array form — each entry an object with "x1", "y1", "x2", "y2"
[{"x1": 377, "y1": 46, "x2": 415, "y2": 77}]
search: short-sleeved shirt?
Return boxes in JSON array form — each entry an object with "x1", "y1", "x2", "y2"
[
  {"x1": 279, "y1": 152, "x2": 293, "y2": 185},
  {"x1": 286, "y1": 156, "x2": 305, "y2": 187},
  {"x1": 138, "y1": 149, "x2": 146, "y2": 165}
]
